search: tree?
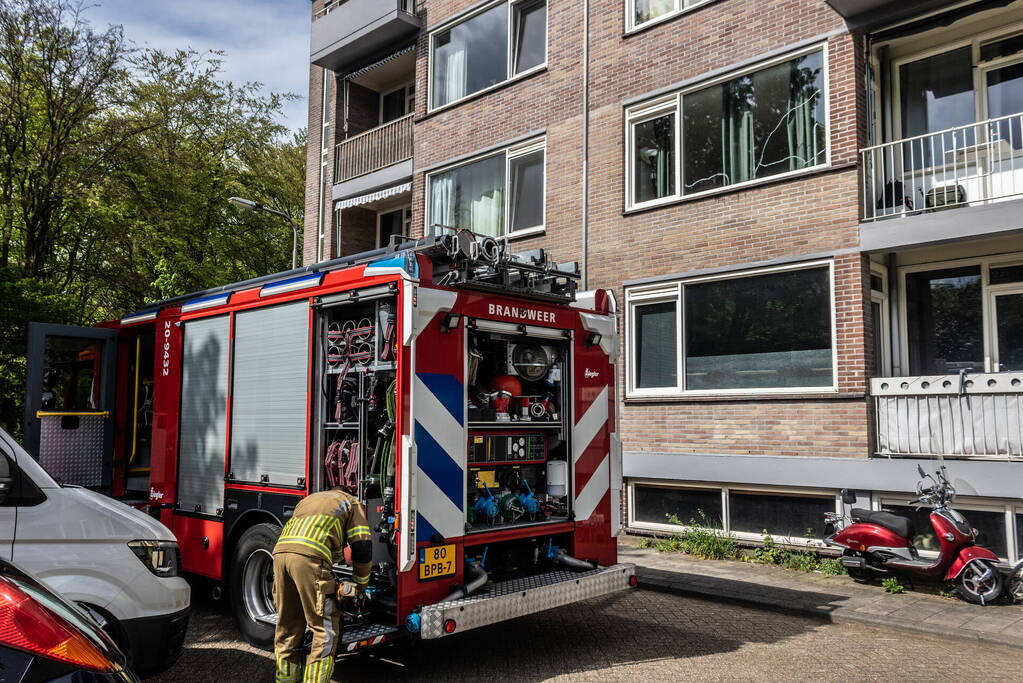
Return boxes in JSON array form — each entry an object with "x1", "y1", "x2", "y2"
[{"x1": 0, "y1": 0, "x2": 305, "y2": 436}]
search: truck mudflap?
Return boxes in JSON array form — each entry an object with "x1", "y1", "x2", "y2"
[{"x1": 419, "y1": 564, "x2": 636, "y2": 639}]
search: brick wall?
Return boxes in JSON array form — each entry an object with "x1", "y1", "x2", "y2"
[
  {"x1": 303, "y1": 0, "x2": 338, "y2": 265},
  {"x1": 307, "y1": 0, "x2": 877, "y2": 459}
]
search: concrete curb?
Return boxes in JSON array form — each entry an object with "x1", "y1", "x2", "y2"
[{"x1": 635, "y1": 569, "x2": 1022, "y2": 651}]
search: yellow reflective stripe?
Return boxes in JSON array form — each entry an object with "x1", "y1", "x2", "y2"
[
  {"x1": 353, "y1": 573, "x2": 370, "y2": 585},
  {"x1": 276, "y1": 537, "x2": 331, "y2": 559},
  {"x1": 347, "y1": 525, "x2": 371, "y2": 540}
]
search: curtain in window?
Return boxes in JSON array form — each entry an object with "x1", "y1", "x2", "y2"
[
  {"x1": 720, "y1": 81, "x2": 754, "y2": 186},
  {"x1": 470, "y1": 189, "x2": 504, "y2": 237},
  {"x1": 440, "y1": 47, "x2": 467, "y2": 107},
  {"x1": 635, "y1": 0, "x2": 674, "y2": 24},
  {"x1": 430, "y1": 175, "x2": 455, "y2": 234},
  {"x1": 786, "y1": 61, "x2": 822, "y2": 171}
]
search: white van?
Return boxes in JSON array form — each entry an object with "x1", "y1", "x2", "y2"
[{"x1": 0, "y1": 427, "x2": 190, "y2": 676}]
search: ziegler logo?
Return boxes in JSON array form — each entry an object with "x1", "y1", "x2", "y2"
[
  {"x1": 488, "y1": 303, "x2": 556, "y2": 323},
  {"x1": 584, "y1": 368, "x2": 599, "y2": 378},
  {"x1": 149, "y1": 488, "x2": 165, "y2": 501}
]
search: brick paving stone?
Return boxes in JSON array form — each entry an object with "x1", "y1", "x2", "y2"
[
  {"x1": 621, "y1": 541, "x2": 1023, "y2": 649},
  {"x1": 155, "y1": 584, "x2": 1022, "y2": 682}
]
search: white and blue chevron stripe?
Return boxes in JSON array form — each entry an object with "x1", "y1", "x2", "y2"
[{"x1": 413, "y1": 372, "x2": 464, "y2": 542}]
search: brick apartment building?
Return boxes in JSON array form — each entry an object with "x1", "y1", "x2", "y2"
[{"x1": 305, "y1": 0, "x2": 1023, "y2": 562}]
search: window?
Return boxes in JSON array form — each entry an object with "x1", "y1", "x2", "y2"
[
  {"x1": 870, "y1": 265, "x2": 891, "y2": 376},
  {"x1": 427, "y1": 139, "x2": 545, "y2": 237},
  {"x1": 896, "y1": 255, "x2": 1023, "y2": 376},
  {"x1": 628, "y1": 481, "x2": 838, "y2": 544},
  {"x1": 627, "y1": 0, "x2": 712, "y2": 32},
  {"x1": 627, "y1": 262, "x2": 836, "y2": 396},
  {"x1": 728, "y1": 491, "x2": 834, "y2": 539},
  {"x1": 905, "y1": 266, "x2": 983, "y2": 375},
  {"x1": 626, "y1": 47, "x2": 827, "y2": 208},
  {"x1": 633, "y1": 485, "x2": 723, "y2": 528},
  {"x1": 430, "y1": 0, "x2": 547, "y2": 110},
  {"x1": 378, "y1": 207, "x2": 412, "y2": 248},
  {"x1": 380, "y1": 83, "x2": 414, "y2": 124}
]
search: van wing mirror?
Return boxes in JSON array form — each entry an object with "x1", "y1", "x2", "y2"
[{"x1": 840, "y1": 488, "x2": 857, "y2": 505}]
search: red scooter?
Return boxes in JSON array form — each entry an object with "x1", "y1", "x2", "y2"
[{"x1": 824, "y1": 466, "x2": 1005, "y2": 604}]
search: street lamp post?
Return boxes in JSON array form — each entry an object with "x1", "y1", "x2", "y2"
[{"x1": 229, "y1": 196, "x2": 300, "y2": 270}]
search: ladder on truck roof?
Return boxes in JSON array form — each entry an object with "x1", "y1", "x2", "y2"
[{"x1": 124, "y1": 231, "x2": 581, "y2": 319}]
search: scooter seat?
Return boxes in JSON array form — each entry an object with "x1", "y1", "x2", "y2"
[{"x1": 850, "y1": 508, "x2": 914, "y2": 540}]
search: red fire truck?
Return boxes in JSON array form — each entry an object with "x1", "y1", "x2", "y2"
[{"x1": 23, "y1": 232, "x2": 633, "y2": 650}]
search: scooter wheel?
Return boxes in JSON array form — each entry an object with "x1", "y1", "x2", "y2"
[
  {"x1": 956, "y1": 561, "x2": 1004, "y2": 605},
  {"x1": 841, "y1": 550, "x2": 875, "y2": 583}
]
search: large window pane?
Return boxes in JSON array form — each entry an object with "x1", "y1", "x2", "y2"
[
  {"x1": 987, "y1": 62, "x2": 1023, "y2": 151},
  {"x1": 429, "y1": 154, "x2": 506, "y2": 236},
  {"x1": 513, "y1": 0, "x2": 546, "y2": 74},
  {"x1": 635, "y1": 300, "x2": 678, "y2": 389},
  {"x1": 683, "y1": 51, "x2": 825, "y2": 194},
  {"x1": 509, "y1": 150, "x2": 544, "y2": 231},
  {"x1": 633, "y1": 112, "x2": 676, "y2": 203},
  {"x1": 634, "y1": 485, "x2": 723, "y2": 528},
  {"x1": 432, "y1": 3, "x2": 508, "y2": 108},
  {"x1": 994, "y1": 292, "x2": 1023, "y2": 371},
  {"x1": 633, "y1": 0, "x2": 674, "y2": 26},
  {"x1": 684, "y1": 266, "x2": 833, "y2": 390},
  {"x1": 905, "y1": 266, "x2": 982, "y2": 375},
  {"x1": 728, "y1": 491, "x2": 833, "y2": 538},
  {"x1": 900, "y1": 47, "x2": 976, "y2": 166}
]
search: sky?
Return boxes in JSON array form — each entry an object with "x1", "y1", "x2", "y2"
[{"x1": 84, "y1": 0, "x2": 311, "y2": 132}]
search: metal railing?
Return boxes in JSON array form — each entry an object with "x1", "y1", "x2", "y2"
[
  {"x1": 872, "y1": 373, "x2": 1023, "y2": 459},
  {"x1": 334, "y1": 113, "x2": 413, "y2": 183},
  {"x1": 861, "y1": 112, "x2": 1023, "y2": 221},
  {"x1": 314, "y1": 0, "x2": 413, "y2": 20}
]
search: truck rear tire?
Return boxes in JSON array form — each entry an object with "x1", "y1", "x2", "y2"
[{"x1": 230, "y1": 522, "x2": 281, "y2": 650}]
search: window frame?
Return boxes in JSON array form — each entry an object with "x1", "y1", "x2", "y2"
[
  {"x1": 378, "y1": 82, "x2": 415, "y2": 125},
  {"x1": 870, "y1": 263, "x2": 892, "y2": 377},
  {"x1": 886, "y1": 23, "x2": 1023, "y2": 143},
  {"x1": 896, "y1": 251, "x2": 1023, "y2": 375},
  {"x1": 625, "y1": 260, "x2": 839, "y2": 398},
  {"x1": 427, "y1": 0, "x2": 548, "y2": 113},
  {"x1": 627, "y1": 479, "x2": 840, "y2": 546},
  {"x1": 623, "y1": 43, "x2": 831, "y2": 211},
  {"x1": 624, "y1": 0, "x2": 716, "y2": 34},
  {"x1": 376, "y1": 205, "x2": 413, "y2": 249},
  {"x1": 424, "y1": 137, "x2": 547, "y2": 239}
]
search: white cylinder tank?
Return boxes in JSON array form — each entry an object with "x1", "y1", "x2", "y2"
[{"x1": 546, "y1": 460, "x2": 568, "y2": 498}]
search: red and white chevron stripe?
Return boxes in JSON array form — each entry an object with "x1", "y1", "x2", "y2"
[{"x1": 572, "y1": 384, "x2": 610, "y2": 523}]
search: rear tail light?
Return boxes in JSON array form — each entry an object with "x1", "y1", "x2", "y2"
[
  {"x1": 443, "y1": 619, "x2": 457, "y2": 634},
  {"x1": 628, "y1": 575, "x2": 638, "y2": 588},
  {"x1": 0, "y1": 578, "x2": 115, "y2": 672}
]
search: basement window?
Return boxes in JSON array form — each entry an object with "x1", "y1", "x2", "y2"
[{"x1": 633, "y1": 484, "x2": 723, "y2": 528}]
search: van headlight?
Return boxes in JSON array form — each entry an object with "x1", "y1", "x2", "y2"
[{"x1": 128, "y1": 540, "x2": 181, "y2": 578}]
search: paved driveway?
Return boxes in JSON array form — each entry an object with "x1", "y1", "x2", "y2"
[{"x1": 152, "y1": 588, "x2": 1020, "y2": 682}]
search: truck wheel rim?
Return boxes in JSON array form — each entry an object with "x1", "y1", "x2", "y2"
[{"x1": 242, "y1": 548, "x2": 276, "y2": 623}]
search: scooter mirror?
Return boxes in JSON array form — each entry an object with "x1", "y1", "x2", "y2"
[
  {"x1": 917, "y1": 464, "x2": 926, "y2": 478},
  {"x1": 840, "y1": 488, "x2": 857, "y2": 505}
]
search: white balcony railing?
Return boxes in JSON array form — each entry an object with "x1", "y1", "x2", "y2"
[
  {"x1": 872, "y1": 373, "x2": 1023, "y2": 459},
  {"x1": 861, "y1": 113, "x2": 1023, "y2": 221},
  {"x1": 334, "y1": 113, "x2": 413, "y2": 184}
]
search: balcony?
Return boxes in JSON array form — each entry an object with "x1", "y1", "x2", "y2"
[
  {"x1": 334, "y1": 113, "x2": 413, "y2": 184},
  {"x1": 824, "y1": 0, "x2": 954, "y2": 29},
  {"x1": 311, "y1": 0, "x2": 420, "y2": 73},
  {"x1": 861, "y1": 114, "x2": 1023, "y2": 224},
  {"x1": 872, "y1": 373, "x2": 1023, "y2": 460}
]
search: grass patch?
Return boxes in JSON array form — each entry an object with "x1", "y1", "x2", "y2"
[
  {"x1": 642, "y1": 510, "x2": 739, "y2": 560},
  {"x1": 882, "y1": 577, "x2": 906, "y2": 594},
  {"x1": 817, "y1": 558, "x2": 847, "y2": 576},
  {"x1": 751, "y1": 533, "x2": 846, "y2": 575}
]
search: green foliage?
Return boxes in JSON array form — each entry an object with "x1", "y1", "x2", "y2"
[
  {"x1": 937, "y1": 588, "x2": 956, "y2": 599},
  {"x1": 817, "y1": 558, "x2": 847, "y2": 576},
  {"x1": 784, "y1": 550, "x2": 822, "y2": 572},
  {"x1": 0, "y1": 1, "x2": 306, "y2": 433},
  {"x1": 637, "y1": 537, "x2": 654, "y2": 549},
  {"x1": 657, "y1": 511, "x2": 739, "y2": 560},
  {"x1": 882, "y1": 577, "x2": 906, "y2": 594},
  {"x1": 753, "y1": 533, "x2": 789, "y2": 565}
]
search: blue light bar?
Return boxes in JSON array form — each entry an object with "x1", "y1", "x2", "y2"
[
  {"x1": 182, "y1": 292, "x2": 232, "y2": 312},
  {"x1": 259, "y1": 272, "x2": 323, "y2": 297}
]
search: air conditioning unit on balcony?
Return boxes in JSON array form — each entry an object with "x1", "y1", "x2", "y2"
[{"x1": 925, "y1": 184, "x2": 966, "y2": 211}]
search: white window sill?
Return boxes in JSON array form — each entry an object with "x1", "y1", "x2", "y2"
[
  {"x1": 624, "y1": 163, "x2": 834, "y2": 215},
  {"x1": 505, "y1": 226, "x2": 545, "y2": 240}
]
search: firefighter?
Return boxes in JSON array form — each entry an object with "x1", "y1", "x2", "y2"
[{"x1": 272, "y1": 487, "x2": 372, "y2": 683}]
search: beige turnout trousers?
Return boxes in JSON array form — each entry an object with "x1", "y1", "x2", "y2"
[{"x1": 272, "y1": 552, "x2": 340, "y2": 682}]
